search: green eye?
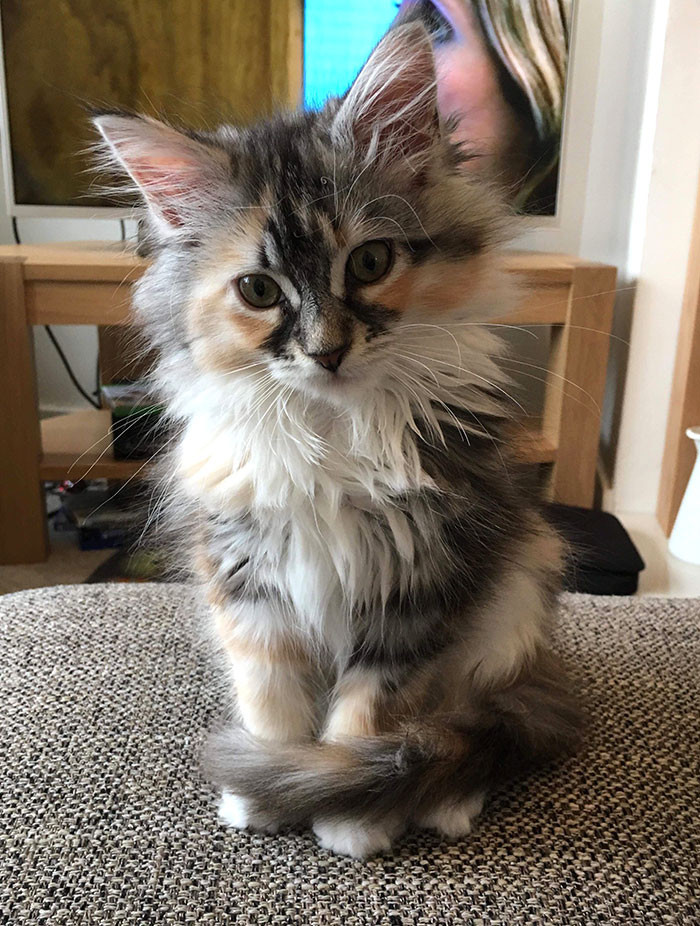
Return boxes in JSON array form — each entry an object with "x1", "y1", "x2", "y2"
[
  {"x1": 347, "y1": 240, "x2": 392, "y2": 284},
  {"x1": 237, "y1": 274, "x2": 282, "y2": 309}
]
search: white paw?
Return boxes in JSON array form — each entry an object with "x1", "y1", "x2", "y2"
[
  {"x1": 416, "y1": 791, "x2": 486, "y2": 839},
  {"x1": 313, "y1": 816, "x2": 401, "y2": 858},
  {"x1": 218, "y1": 791, "x2": 250, "y2": 830}
]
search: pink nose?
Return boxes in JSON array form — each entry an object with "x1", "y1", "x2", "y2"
[{"x1": 310, "y1": 345, "x2": 349, "y2": 373}]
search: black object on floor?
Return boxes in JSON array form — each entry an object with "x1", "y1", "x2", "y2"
[{"x1": 544, "y1": 504, "x2": 645, "y2": 595}]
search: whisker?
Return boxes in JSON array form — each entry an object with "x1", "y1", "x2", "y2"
[
  {"x1": 338, "y1": 158, "x2": 377, "y2": 220},
  {"x1": 393, "y1": 323, "x2": 464, "y2": 365},
  {"x1": 501, "y1": 357, "x2": 601, "y2": 411},
  {"x1": 361, "y1": 193, "x2": 437, "y2": 248},
  {"x1": 391, "y1": 359, "x2": 476, "y2": 441},
  {"x1": 81, "y1": 427, "x2": 182, "y2": 523},
  {"x1": 67, "y1": 412, "x2": 151, "y2": 477},
  {"x1": 397, "y1": 347, "x2": 527, "y2": 416},
  {"x1": 498, "y1": 361, "x2": 601, "y2": 416}
]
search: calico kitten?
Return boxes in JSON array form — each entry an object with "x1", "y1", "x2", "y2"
[{"x1": 95, "y1": 22, "x2": 580, "y2": 858}]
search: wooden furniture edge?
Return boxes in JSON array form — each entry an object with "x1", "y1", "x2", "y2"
[
  {"x1": 0, "y1": 242, "x2": 616, "y2": 562},
  {"x1": 657, "y1": 179, "x2": 700, "y2": 535},
  {"x1": 542, "y1": 263, "x2": 616, "y2": 507},
  {"x1": 0, "y1": 257, "x2": 48, "y2": 562},
  {"x1": 0, "y1": 244, "x2": 615, "y2": 330},
  {"x1": 38, "y1": 410, "x2": 558, "y2": 483}
]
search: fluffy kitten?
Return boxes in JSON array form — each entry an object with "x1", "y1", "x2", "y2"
[{"x1": 95, "y1": 22, "x2": 580, "y2": 858}]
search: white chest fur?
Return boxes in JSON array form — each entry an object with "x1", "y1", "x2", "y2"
[{"x1": 175, "y1": 377, "x2": 436, "y2": 642}]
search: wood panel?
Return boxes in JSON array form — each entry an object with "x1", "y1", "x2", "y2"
[
  {"x1": 270, "y1": 0, "x2": 304, "y2": 108},
  {"x1": 38, "y1": 409, "x2": 555, "y2": 484},
  {"x1": 494, "y1": 282, "x2": 571, "y2": 325},
  {"x1": 0, "y1": 243, "x2": 584, "y2": 283},
  {"x1": 40, "y1": 410, "x2": 147, "y2": 481},
  {"x1": 26, "y1": 281, "x2": 135, "y2": 325},
  {"x1": 1, "y1": 0, "x2": 296, "y2": 207},
  {"x1": 4, "y1": 243, "x2": 586, "y2": 327},
  {"x1": 0, "y1": 257, "x2": 47, "y2": 562},
  {"x1": 543, "y1": 264, "x2": 616, "y2": 507},
  {"x1": 657, "y1": 181, "x2": 700, "y2": 535}
]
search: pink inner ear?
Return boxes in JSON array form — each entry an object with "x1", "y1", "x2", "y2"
[
  {"x1": 355, "y1": 72, "x2": 438, "y2": 159},
  {"x1": 341, "y1": 25, "x2": 440, "y2": 163},
  {"x1": 128, "y1": 155, "x2": 201, "y2": 227}
]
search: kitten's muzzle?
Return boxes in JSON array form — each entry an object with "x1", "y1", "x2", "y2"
[{"x1": 307, "y1": 344, "x2": 350, "y2": 373}]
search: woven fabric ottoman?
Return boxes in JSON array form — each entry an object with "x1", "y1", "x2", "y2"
[{"x1": 1, "y1": 584, "x2": 698, "y2": 924}]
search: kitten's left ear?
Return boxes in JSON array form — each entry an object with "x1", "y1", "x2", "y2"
[
  {"x1": 93, "y1": 112, "x2": 232, "y2": 238},
  {"x1": 333, "y1": 22, "x2": 440, "y2": 166}
]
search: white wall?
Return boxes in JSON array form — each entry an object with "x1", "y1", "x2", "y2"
[{"x1": 609, "y1": 0, "x2": 700, "y2": 513}]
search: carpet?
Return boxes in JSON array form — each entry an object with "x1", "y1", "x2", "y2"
[{"x1": 1, "y1": 584, "x2": 698, "y2": 924}]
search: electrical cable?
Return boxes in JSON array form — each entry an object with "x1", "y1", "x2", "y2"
[
  {"x1": 44, "y1": 326, "x2": 101, "y2": 410},
  {"x1": 11, "y1": 217, "x2": 101, "y2": 410}
]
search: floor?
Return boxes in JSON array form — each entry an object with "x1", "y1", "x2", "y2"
[
  {"x1": 0, "y1": 529, "x2": 112, "y2": 595},
  {"x1": 2, "y1": 511, "x2": 699, "y2": 598}
]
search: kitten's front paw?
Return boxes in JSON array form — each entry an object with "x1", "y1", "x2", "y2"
[
  {"x1": 218, "y1": 790, "x2": 279, "y2": 834},
  {"x1": 416, "y1": 791, "x2": 485, "y2": 839},
  {"x1": 313, "y1": 816, "x2": 401, "y2": 858},
  {"x1": 218, "y1": 790, "x2": 250, "y2": 829}
]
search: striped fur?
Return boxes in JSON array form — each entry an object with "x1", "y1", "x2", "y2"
[{"x1": 95, "y1": 22, "x2": 580, "y2": 857}]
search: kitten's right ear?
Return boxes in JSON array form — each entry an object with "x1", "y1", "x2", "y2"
[
  {"x1": 333, "y1": 22, "x2": 440, "y2": 168},
  {"x1": 93, "y1": 112, "x2": 231, "y2": 237}
]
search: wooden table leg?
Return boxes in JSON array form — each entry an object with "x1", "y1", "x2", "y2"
[
  {"x1": 0, "y1": 256, "x2": 48, "y2": 563},
  {"x1": 543, "y1": 264, "x2": 617, "y2": 508}
]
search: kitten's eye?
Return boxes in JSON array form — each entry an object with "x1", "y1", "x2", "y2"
[
  {"x1": 237, "y1": 274, "x2": 281, "y2": 309},
  {"x1": 347, "y1": 240, "x2": 392, "y2": 284}
]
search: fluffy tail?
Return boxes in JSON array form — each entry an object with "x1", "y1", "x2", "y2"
[{"x1": 204, "y1": 659, "x2": 581, "y2": 825}]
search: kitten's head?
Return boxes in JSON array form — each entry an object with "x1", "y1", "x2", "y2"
[{"x1": 95, "y1": 23, "x2": 505, "y2": 406}]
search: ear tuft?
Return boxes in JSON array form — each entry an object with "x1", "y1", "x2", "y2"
[
  {"x1": 333, "y1": 22, "x2": 440, "y2": 166},
  {"x1": 94, "y1": 113, "x2": 230, "y2": 236}
]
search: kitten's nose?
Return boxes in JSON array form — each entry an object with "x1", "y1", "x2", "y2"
[{"x1": 309, "y1": 344, "x2": 349, "y2": 373}]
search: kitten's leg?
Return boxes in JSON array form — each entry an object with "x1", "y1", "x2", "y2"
[
  {"x1": 313, "y1": 665, "x2": 408, "y2": 857},
  {"x1": 323, "y1": 665, "x2": 384, "y2": 741},
  {"x1": 313, "y1": 815, "x2": 405, "y2": 859},
  {"x1": 212, "y1": 602, "x2": 316, "y2": 833},
  {"x1": 415, "y1": 791, "x2": 486, "y2": 839},
  {"x1": 213, "y1": 602, "x2": 316, "y2": 743}
]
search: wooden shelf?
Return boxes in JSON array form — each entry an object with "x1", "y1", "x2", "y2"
[
  {"x1": 39, "y1": 409, "x2": 555, "y2": 484},
  {"x1": 40, "y1": 410, "x2": 147, "y2": 481},
  {"x1": 513, "y1": 421, "x2": 558, "y2": 464},
  {"x1": 0, "y1": 242, "x2": 585, "y2": 327}
]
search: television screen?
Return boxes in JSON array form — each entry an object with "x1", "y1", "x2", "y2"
[
  {"x1": 303, "y1": 0, "x2": 400, "y2": 108},
  {"x1": 1, "y1": 0, "x2": 572, "y2": 216},
  {"x1": 305, "y1": 0, "x2": 573, "y2": 215}
]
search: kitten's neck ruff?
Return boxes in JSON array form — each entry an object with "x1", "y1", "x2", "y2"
[{"x1": 172, "y1": 327, "x2": 509, "y2": 516}]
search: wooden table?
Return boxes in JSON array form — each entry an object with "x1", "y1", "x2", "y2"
[{"x1": 0, "y1": 242, "x2": 616, "y2": 564}]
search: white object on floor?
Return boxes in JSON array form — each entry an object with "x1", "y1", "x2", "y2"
[
  {"x1": 669, "y1": 427, "x2": 700, "y2": 565},
  {"x1": 616, "y1": 511, "x2": 700, "y2": 597}
]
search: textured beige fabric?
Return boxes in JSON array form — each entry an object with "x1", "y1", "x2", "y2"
[{"x1": 1, "y1": 584, "x2": 698, "y2": 925}]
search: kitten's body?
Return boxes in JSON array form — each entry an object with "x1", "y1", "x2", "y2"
[{"x1": 96, "y1": 23, "x2": 579, "y2": 858}]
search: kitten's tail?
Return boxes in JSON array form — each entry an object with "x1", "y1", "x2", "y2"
[{"x1": 203, "y1": 670, "x2": 580, "y2": 825}]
